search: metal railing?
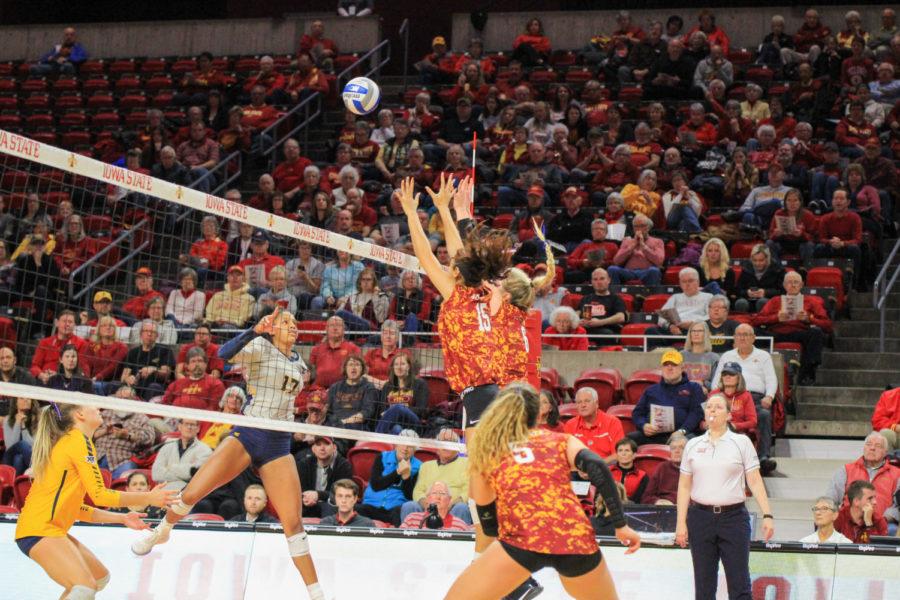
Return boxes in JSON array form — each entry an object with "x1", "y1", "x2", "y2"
[
  {"x1": 874, "y1": 237, "x2": 900, "y2": 352},
  {"x1": 400, "y1": 18, "x2": 410, "y2": 91},
  {"x1": 261, "y1": 90, "x2": 324, "y2": 170},
  {"x1": 69, "y1": 218, "x2": 151, "y2": 307}
]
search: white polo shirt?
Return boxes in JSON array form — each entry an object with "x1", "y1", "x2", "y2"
[
  {"x1": 680, "y1": 429, "x2": 760, "y2": 506},
  {"x1": 712, "y1": 347, "x2": 778, "y2": 398}
]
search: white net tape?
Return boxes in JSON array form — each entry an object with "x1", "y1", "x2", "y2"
[{"x1": 0, "y1": 381, "x2": 466, "y2": 452}]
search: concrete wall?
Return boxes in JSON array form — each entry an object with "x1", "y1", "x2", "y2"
[
  {"x1": 0, "y1": 13, "x2": 380, "y2": 61},
  {"x1": 451, "y1": 5, "x2": 893, "y2": 53}
]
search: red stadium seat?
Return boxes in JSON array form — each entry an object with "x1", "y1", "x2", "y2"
[
  {"x1": 0, "y1": 505, "x2": 19, "y2": 514},
  {"x1": 80, "y1": 59, "x2": 106, "y2": 74},
  {"x1": 0, "y1": 113, "x2": 21, "y2": 129},
  {"x1": 415, "y1": 449, "x2": 438, "y2": 463},
  {"x1": 1, "y1": 171, "x2": 30, "y2": 190},
  {"x1": 90, "y1": 111, "x2": 120, "y2": 128},
  {"x1": 529, "y1": 69, "x2": 559, "y2": 85},
  {"x1": 607, "y1": 404, "x2": 636, "y2": 434},
  {"x1": 618, "y1": 86, "x2": 643, "y2": 101},
  {"x1": 806, "y1": 267, "x2": 845, "y2": 310},
  {"x1": 372, "y1": 520, "x2": 394, "y2": 528},
  {"x1": 144, "y1": 75, "x2": 173, "y2": 90},
  {"x1": 171, "y1": 59, "x2": 197, "y2": 73},
  {"x1": 119, "y1": 93, "x2": 148, "y2": 109},
  {"x1": 25, "y1": 113, "x2": 54, "y2": 128},
  {"x1": 82, "y1": 77, "x2": 110, "y2": 92},
  {"x1": 109, "y1": 59, "x2": 136, "y2": 74},
  {"x1": 0, "y1": 78, "x2": 17, "y2": 92},
  {"x1": 55, "y1": 93, "x2": 84, "y2": 109},
  {"x1": 86, "y1": 92, "x2": 115, "y2": 109},
  {"x1": 620, "y1": 323, "x2": 653, "y2": 349},
  {"x1": 730, "y1": 240, "x2": 762, "y2": 259},
  {"x1": 295, "y1": 320, "x2": 327, "y2": 344},
  {"x1": 21, "y1": 78, "x2": 48, "y2": 92},
  {"x1": 0, "y1": 464, "x2": 16, "y2": 506},
  {"x1": 23, "y1": 94, "x2": 50, "y2": 109},
  {"x1": 419, "y1": 368, "x2": 454, "y2": 412},
  {"x1": 115, "y1": 74, "x2": 142, "y2": 91},
  {"x1": 235, "y1": 57, "x2": 260, "y2": 73},
  {"x1": 0, "y1": 96, "x2": 17, "y2": 110},
  {"x1": 540, "y1": 367, "x2": 568, "y2": 403},
  {"x1": 52, "y1": 77, "x2": 79, "y2": 92},
  {"x1": 61, "y1": 130, "x2": 92, "y2": 148},
  {"x1": 140, "y1": 59, "x2": 167, "y2": 73},
  {"x1": 663, "y1": 266, "x2": 690, "y2": 285},
  {"x1": 183, "y1": 513, "x2": 225, "y2": 521},
  {"x1": 13, "y1": 475, "x2": 31, "y2": 509},
  {"x1": 634, "y1": 444, "x2": 671, "y2": 475},
  {"x1": 641, "y1": 294, "x2": 671, "y2": 313},
  {"x1": 558, "y1": 403, "x2": 579, "y2": 423},
  {"x1": 624, "y1": 369, "x2": 662, "y2": 405},
  {"x1": 348, "y1": 442, "x2": 392, "y2": 486},
  {"x1": 573, "y1": 367, "x2": 622, "y2": 411},
  {"x1": 492, "y1": 213, "x2": 514, "y2": 229}
]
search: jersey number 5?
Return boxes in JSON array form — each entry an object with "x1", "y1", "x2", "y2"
[
  {"x1": 281, "y1": 375, "x2": 300, "y2": 394},
  {"x1": 475, "y1": 303, "x2": 492, "y2": 332}
]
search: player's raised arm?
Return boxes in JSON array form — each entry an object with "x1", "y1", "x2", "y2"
[{"x1": 399, "y1": 177, "x2": 455, "y2": 298}]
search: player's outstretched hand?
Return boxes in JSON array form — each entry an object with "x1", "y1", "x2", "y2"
[
  {"x1": 616, "y1": 525, "x2": 642, "y2": 554},
  {"x1": 399, "y1": 177, "x2": 420, "y2": 216},
  {"x1": 122, "y1": 511, "x2": 151, "y2": 531},
  {"x1": 426, "y1": 172, "x2": 454, "y2": 212},
  {"x1": 254, "y1": 307, "x2": 281, "y2": 336},
  {"x1": 147, "y1": 483, "x2": 181, "y2": 508},
  {"x1": 452, "y1": 175, "x2": 474, "y2": 220}
]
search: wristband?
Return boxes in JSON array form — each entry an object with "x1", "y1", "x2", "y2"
[{"x1": 762, "y1": 514, "x2": 774, "y2": 519}]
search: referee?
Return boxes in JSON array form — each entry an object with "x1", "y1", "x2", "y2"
[{"x1": 675, "y1": 393, "x2": 774, "y2": 600}]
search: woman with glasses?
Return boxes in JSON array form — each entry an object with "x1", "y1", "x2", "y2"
[
  {"x1": 334, "y1": 267, "x2": 390, "y2": 335},
  {"x1": 799, "y1": 497, "x2": 852, "y2": 543},
  {"x1": 681, "y1": 322, "x2": 719, "y2": 394}
]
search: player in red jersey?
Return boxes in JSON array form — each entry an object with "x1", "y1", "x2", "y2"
[{"x1": 446, "y1": 384, "x2": 641, "y2": 599}]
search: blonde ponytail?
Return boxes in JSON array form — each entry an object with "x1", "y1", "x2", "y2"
[
  {"x1": 31, "y1": 403, "x2": 75, "y2": 482},
  {"x1": 468, "y1": 384, "x2": 540, "y2": 476},
  {"x1": 502, "y1": 235, "x2": 556, "y2": 310}
]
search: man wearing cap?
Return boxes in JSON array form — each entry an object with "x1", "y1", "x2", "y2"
[
  {"x1": 86, "y1": 291, "x2": 126, "y2": 327},
  {"x1": 711, "y1": 324, "x2": 778, "y2": 473},
  {"x1": 237, "y1": 229, "x2": 286, "y2": 293},
  {"x1": 295, "y1": 435, "x2": 353, "y2": 518},
  {"x1": 508, "y1": 185, "x2": 553, "y2": 244},
  {"x1": 813, "y1": 188, "x2": 865, "y2": 289},
  {"x1": 122, "y1": 267, "x2": 165, "y2": 320},
  {"x1": 546, "y1": 187, "x2": 593, "y2": 252},
  {"x1": 435, "y1": 96, "x2": 485, "y2": 152},
  {"x1": 809, "y1": 141, "x2": 846, "y2": 211},
  {"x1": 205, "y1": 265, "x2": 255, "y2": 329},
  {"x1": 628, "y1": 350, "x2": 705, "y2": 446},
  {"x1": 415, "y1": 36, "x2": 457, "y2": 85}
]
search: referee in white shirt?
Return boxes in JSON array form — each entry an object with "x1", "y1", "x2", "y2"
[
  {"x1": 676, "y1": 393, "x2": 774, "y2": 600},
  {"x1": 711, "y1": 323, "x2": 779, "y2": 474}
]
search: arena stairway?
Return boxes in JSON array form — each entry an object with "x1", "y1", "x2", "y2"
[
  {"x1": 748, "y1": 438, "x2": 861, "y2": 541},
  {"x1": 788, "y1": 238, "x2": 900, "y2": 439}
]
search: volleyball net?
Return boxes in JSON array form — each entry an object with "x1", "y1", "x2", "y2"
[{"x1": 0, "y1": 129, "x2": 540, "y2": 450}]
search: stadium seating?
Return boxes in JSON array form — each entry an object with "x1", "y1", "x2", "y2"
[
  {"x1": 607, "y1": 404, "x2": 636, "y2": 435},
  {"x1": 348, "y1": 442, "x2": 392, "y2": 486},
  {"x1": 0, "y1": 465, "x2": 16, "y2": 507},
  {"x1": 573, "y1": 367, "x2": 622, "y2": 410},
  {"x1": 624, "y1": 369, "x2": 663, "y2": 405},
  {"x1": 634, "y1": 444, "x2": 671, "y2": 476}
]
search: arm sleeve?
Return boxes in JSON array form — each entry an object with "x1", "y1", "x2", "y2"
[
  {"x1": 368, "y1": 455, "x2": 402, "y2": 491},
  {"x1": 631, "y1": 393, "x2": 650, "y2": 429},
  {"x1": 829, "y1": 468, "x2": 847, "y2": 504},
  {"x1": 217, "y1": 327, "x2": 258, "y2": 362},
  {"x1": 574, "y1": 449, "x2": 627, "y2": 528},
  {"x1": 680, "y1": 385, "x2": 706, "y2": 434},
  {"x1": 762, "y1": 352, "x2": 778, "y2": 398},
  {"x1": 71, "y1": 436, "x2": 121, "y2": 508},
  {"x1": 633, "y1": 474, "x2": 649, "y2": 503},
  {"x1": 411, "y1": 463, "x2": 429, "y2": 502},
  {"x1": 151, "y1": 443, "x2": 194, "y2": 483}
]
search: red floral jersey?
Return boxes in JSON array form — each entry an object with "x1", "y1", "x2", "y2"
[
  {"x1": 436, "y1": 284, "x2": 499, "y2": 392},
  {"x1": 489, "y1": 429, "x2": 598, "y2": 555},
  {"x1": 494, "y1": 302, "x2": 528, "y2": 386}
]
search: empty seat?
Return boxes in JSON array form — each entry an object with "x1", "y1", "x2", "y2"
[
  {"x1": 573, "y1": 367, "x2": 623, "y2": 411},
  {"x1": 634, "y1": 444, "x2": 671, "y2": 475},
  {"x1": 624, "y1": 369, "x2": 662, "y2": 405},
  {"x1": 347, "y1": 442, "x2": 392, "y2": 486},
  {"x1": 607, "y1": 404, "x2": 636, "y2": 434},
  {"x1": 295, "y1": 320, "x2": 327, "y2": 344}
]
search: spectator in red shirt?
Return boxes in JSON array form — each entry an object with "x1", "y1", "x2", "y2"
[
  {"x1": 237, "y1": 229, "x2": 286, "y2": 293},
  {"x1": 161, "y1": 347, "x2": 226, "y2": 413},
  {"x1": 176, "y1": 121, "x2": 220, "y2": 193},
  {"x1": 873, "y1": 387, "x2": 900, "y2": 451},
  {"x1": 122, "y1": 267, "x2": 165, "y2": 320},
  {"x1": 682, "y1": 9, "x2": 730, "y2": 55},
  {"x1": 30, "y1": 310, "x2": 86, "y2": 383},
  {"x1": 299, "y1": 20, "x2": 338, "y2": 72},
  {"x1": 813, "y1": 189, "x2": 864, "y2": 288},
  {"x1": 399, "y1": 481, "x2": 472, "y2": 531},
  {"x1": 563, "y1": 387, "x2": 625, "y2": 458},
  {"x1": 186, "y1": 215, "x2": 228, "y2": 284},
  {"x1": 717, "y1": 99, "x2": 755, "y2": 147},
  {"x1": 708, "y1": 364, "x2": 758, "y2": 438},
  {"x1": 789, "y1": 9, "x2": 830, "y2": 60},
  {"x1": 241, "y1": 86, "x2": 281, "y2": 157},
  {"x1": 758, "y1": 97, "x2": 797, "y2": 142},
  {"x1": 836, "y1": 101, "x2": 878, "y2": 157},
  {"x1": 565, "y1": 220, "x2": 618, "y2": 284},
  {"x1": 308, "y1": 315, "x2": 361, "y2": 389},
  {"x1": 609, "y1": 437, "x2": 649, "y2": 503},
  {"x1": 286, "y1": 53, "x2": 331, "y2": 103},
  {"x1": 175, "y1": 51, "x2": 228, "y2": 106},
  {"x1": 834, "y1": 480, "x2": 888, "y2": 543},
  {"x1": 344, "y1": 188, "x2": 377, "y2": 237},
  {"x1": 610, "y1": 10, "x2": 646, "y2": 46},
  {"x1": 241, "y1": 55, "x2": 287, "y2": 103},
  {"x1": 176, "y1": 323, "x2": 223, "y2": 379},
  {"x1": 273, "y1": 137, "x2": 312, "y2": 196},
  {"x1": 415, "y1": 36, "x2": 456, "y2": 85},
  {"x1": 452, "y1": 37, "x2": 495, "y2": 80},
  {"x1": 173, "y1": 105, "x2": 214, "y2": 146},
  {"x1": 217, "y1": 106, "x2": 252, "y2": 155},
  {"x1": 512, "y1": 18, "x2": 551, "y2": 68},
  {"x1": 678, "y1": 103, "x2": 718, "y2": 148},
  {"x1": 349, "y1": 122, "x2": 381, "y2": 179},
  {"x1": 450, "y1": 61, "x2": 489, "y2": 106},
  {"x1": 755, "y1": 271, "x2": 832, "y2": 385},
  {"x1": 81, "y1": 315, "x2": 128, "y2": 393},
  {"x1": 841, "y1": 36, "x2": 876, "y2": 87},
  {"x1": 363, "y1": 320, "x2": 411, "y2": 386},
  {"x1": 54, "y1": 214, "x2": 93, "y2": 278},
  {"x1": 543, "y1": 306, "x2": 590, "y2": 351}
]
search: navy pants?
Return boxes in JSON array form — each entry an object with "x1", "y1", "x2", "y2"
[{"x1": 687, "y1": 505, "x2": 751, "y2": 600}]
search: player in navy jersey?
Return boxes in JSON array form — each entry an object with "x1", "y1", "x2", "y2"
[{"x1": 130, "y1": 308, "x2": 326, "y2": 600}]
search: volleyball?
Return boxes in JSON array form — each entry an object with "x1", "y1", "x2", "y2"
[{"x1": 342, "y1": 76, "x2": 381, "y2": 115}]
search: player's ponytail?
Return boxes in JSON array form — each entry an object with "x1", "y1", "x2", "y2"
[
  {"x1": 32, "y1": 403, "x2": 77, "y2": 481},
  {"x1": 468, "y1": 383, "x2": 540, "y2": 476},
  {"x1": 455, "y1": 225, "x2": 511, "y2": 287},
  {"x1": 502, "y1": 227, "x2": 556, "y2": 310}
]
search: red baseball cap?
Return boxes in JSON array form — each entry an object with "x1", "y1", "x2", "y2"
[
  {"x1": 527, "y1": 185, "x2": 544, "y2": 197},
  {"x1": 227, "y1": 265, "x2": 244, "y2": 274},
  {"x1": 135, "y1": 267, "x2": 152, "y2": 276}
]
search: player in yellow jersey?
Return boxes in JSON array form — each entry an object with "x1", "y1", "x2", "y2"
[{"x1": 15, "y1": 402, "x2": 177, "y2": 600}]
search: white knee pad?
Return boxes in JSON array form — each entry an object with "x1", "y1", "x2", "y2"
[
  {"x1": 286, "y1": 531, "x2": 310, "y2": 557},
  {"x1": 65, "y1": 586, "x2": 96, "y2": 600},
  {"x1": 170, "y1": 500, "x2": 194, "y2": 516},
  {"x1": 96, "y1": 574, "x2": 110, "y2": 591},
  {"x1": 468, "y1": 498, "x2": 480, "y2": 526}
]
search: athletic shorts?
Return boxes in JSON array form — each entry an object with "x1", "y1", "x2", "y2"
[
  {"x1": 229, "y1": 425, "x2": 293, "y2": 468},
  {"x1": 460, "y1": 383, "x2": 499, "y2": 428},
  {"x1": 500, "y1": 541, "x2": 602, "y2": 578},
  {"x1": 16, "y1": 535, "x2": 43, "y2": 557}
]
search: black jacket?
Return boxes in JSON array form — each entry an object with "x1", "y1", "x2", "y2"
[
  {"x1": 732, "y1": 264, "x2": 785, "y2": 302},
  {"x1": 295, "y1": 452, "x2": 353, "y2": 503},
  {"x1": 0, "y1": 367, "x2": 38, "y2": 414}
]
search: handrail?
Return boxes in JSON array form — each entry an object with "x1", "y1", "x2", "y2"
[
  {"x1": 399, "y1": 18, "x2": 410, "y2": 92},
  {"x1": 260, "y1": 90, "x2": 323, "y2": 166},
  {"x1": 68, "y1": 218, "x2": 150, "y2": 303},
  {"x1": 873, "y1": 237, "x2": 900, "y2": 352}
]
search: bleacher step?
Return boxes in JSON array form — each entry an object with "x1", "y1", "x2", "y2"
[
  {"x1": 833, "y1": 336, "x2": 900, "y2": 352},
  {"x1": 821, "y1": 352, "x2": 900, "y2": 370},
  {"x1": 834, "y1": 320, "x2": 900, "y2": 338},
  {"x1": 814, "y1": 368, "x2": 900, "y2": 388},
  {"x1": 768, "y1": 457, "x2": 846, "y2": 479},
  {"x1": 851, "y1": 290, "x2": 900, "y2": 308},
  {"x1": 796, "y1": 403, "x2": 874, "y2": 421},
  {"x1": 849, "y1": 307, "x2": 900, "y2": 321},
  {"x1": 796, "y1": 385, "x2": 885, "y2": 403},
  {"x1": 784, "y1": 418, "x2": 872, "y2": 438},
  {"x1": 773, "y1": 438, "x2": 862, "y2": 459}
]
